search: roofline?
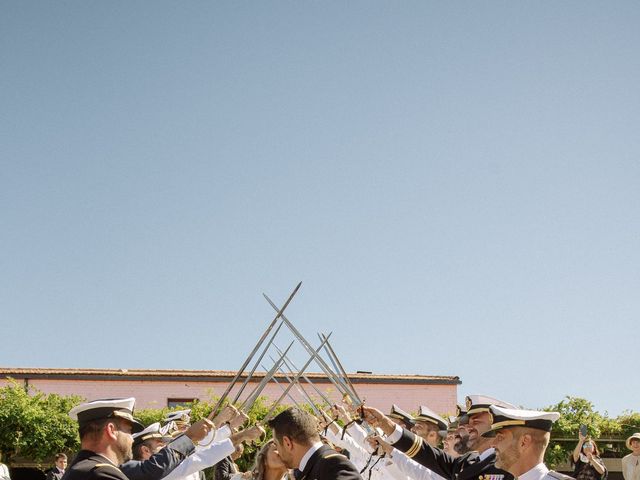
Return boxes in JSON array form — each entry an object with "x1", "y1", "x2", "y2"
[{"x1": 1, "y1": 367, "x2": 461, "y2": 385}]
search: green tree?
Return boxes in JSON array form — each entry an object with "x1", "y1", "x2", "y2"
[
  {"x1": 0, "y1": 380, "x2": 83, "y2": 465},
  {"x1": 135, "y1": 407, "x2": 169, "y2": 427},
  {"x1": 544, "y1": 396, "x2": 636, "y2": 468},
  {"x1": 616, "y1": 411, "x2": 640, "y2": 439}
]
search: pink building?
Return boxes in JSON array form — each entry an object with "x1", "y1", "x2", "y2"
[{"x1": 1, "y1": 367, "x2": 460, "y2": 415}]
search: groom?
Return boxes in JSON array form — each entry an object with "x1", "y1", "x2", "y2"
[{"x1": 268, "y1": 407, "x2": 362, "y2": 480}]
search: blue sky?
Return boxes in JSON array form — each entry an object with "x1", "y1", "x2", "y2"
[{"x1": 2, "y1": 2, "x2": 639, "y2": 416}]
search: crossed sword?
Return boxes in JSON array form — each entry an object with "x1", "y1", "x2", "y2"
[{"x1": 208, "y1": 282, "x2": 366, "y2": 427}]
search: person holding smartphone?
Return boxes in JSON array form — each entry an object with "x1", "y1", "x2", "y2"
[{"x1": 572, "y1": 427, "x2": 606, "y2": 480}]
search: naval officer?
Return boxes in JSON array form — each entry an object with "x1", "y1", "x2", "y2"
[
  {"x1": 362, "y1": 395, "x2": 515, "y2": 480},
  {"x1": 485, "y1": 405, "x2": 570, "y2": 480}
]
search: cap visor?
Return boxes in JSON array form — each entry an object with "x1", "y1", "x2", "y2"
[{"x1": 131, "y1": 418, "x2": 145, "y2": 434}]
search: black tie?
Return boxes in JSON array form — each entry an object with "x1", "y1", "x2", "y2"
[{"x1": 293, "y1": 469, "x2": 303, "y2": 480}]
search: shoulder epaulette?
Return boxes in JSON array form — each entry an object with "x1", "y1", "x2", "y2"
[
  {"x1": 548, "y1": 471, "x2": 574, "y2": 480},
  {"x1": 322, "y1": 453, "x2": 346, "y2": 460},
  {"x1": 92, "y1": 464, "x2": 121, "y2": 470}
]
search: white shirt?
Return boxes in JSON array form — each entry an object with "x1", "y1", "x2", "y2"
[
  {"x1": 163, "y1": 438, "x2": 235, "y2": 480},
  {"x1": 324, "y1": 426, "x2": 394, "y2": 480},
  {"x1": 325, "y1": 427, "x2": 366, "y2": 470},
  {"x1": 196, "y1": 424, "x2": 232, "y2": 450},
  {"x1": 299, "y1": 442, "x2": 324, "y2": 471},
  {"x1": 622, "y1": 454, "x2": 640, "y2": 480},
  {"x1": 0, "y1": 463, "x2": 11, "y2": 480},
  {"x1": 519, "y1": 463, "x2": 551, "y2": 480},
  {"x1": 347, "y1": 423, "x2": 370, "y2": 447},
  {"x1": 390, "y1": 449, "x2": 447, "y2": 480},
  {"x1": 386, "y1": 425, "x2": 404, "y2": 445}
]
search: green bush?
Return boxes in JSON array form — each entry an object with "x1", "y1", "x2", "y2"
[{"x1": 0, "y1": 379, "x2": 83, "y2": 465}]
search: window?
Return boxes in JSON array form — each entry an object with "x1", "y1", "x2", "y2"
[{"x1": 167, "y1": 398, "x2": 197, "y2": 408}]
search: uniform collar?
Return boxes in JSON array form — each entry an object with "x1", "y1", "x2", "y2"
[
  {"x1": 479, "y1": 447, "x2": 495, "y2": 461},
  {"x1": 96, "y1": 453, "x2": 119, "y2": 466},
  {"x1": 518, "y1": 462, "x2": 549, "y2": 480},
  {"x1": 299, "y1": 442, "x2": 324, "y2": 471}
]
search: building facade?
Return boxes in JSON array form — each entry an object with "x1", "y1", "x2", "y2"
[{"x1": 1, "y1": 367, "x2": 460, "y2": 414}]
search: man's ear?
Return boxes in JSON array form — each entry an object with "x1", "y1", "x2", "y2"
[
  {"x1": 282, "y1": 435, "x2": 294, "y2": 449},
  {"x1": 105, "y1": 421, "x2": 119, "y2": 440},
  {"x1": 519, "y1": 433, "x2": 532, "y2": 451}
]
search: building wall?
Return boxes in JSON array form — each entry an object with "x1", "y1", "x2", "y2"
[{"x1": 1, "y1": 377, "x2": 458, "y2": 415}]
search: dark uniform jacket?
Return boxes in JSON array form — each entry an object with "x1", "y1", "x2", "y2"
[
  {"x1": 46, "y1": 467, "x2": 65, "y2": 480},
  {"x1": 63, "y1": 434, "x2": 195, "y2": 480},
  {"x1": 213, "y1": 457, "x2": 238, "y2": 480},
  {"x1": 120, "y1": 434, "x2": 195, "y2": 480},
  {"x1": 62, "y1": 451, "x2": 128, "y2": 480},
  {"x1": 297, "y1": 444, "x2": 362, "y2": 480},
  {"x1": 392, "y1": 428, "x2": 514, "y2": 480}
]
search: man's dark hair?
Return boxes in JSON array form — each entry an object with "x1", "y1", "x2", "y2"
[
  {"x1": 132, "y1": 441, "x2": 154, "y2": 461},
  {"x1": 267, "y1": 407, "x2": 320, "y2": 445},
  {"x1": 78, "y1": 417, "x2": 130, "y2": 441},
  {"x1": 79, "y1": 418, "x2": 113, "y2": 441}
]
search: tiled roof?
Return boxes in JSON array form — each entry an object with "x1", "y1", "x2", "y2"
[{"x1": 1, "y1": 367, "x2": 460, "y2": 384}]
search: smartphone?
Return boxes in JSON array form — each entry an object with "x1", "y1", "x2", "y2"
[{"x1": 580, "y1": 424, "x2": 588, "y2": 437}]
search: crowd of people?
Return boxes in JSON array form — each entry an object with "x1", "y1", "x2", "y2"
[{"x1": 3, "y1": 396, "x2": 640, "y2": 480}]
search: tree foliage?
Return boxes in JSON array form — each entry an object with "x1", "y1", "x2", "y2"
[
  {"x1": 544, "y1": 396, "x2": 639, "y2": 469},
  {"x1": 616, "y1": 411, "x2": 640, "y2": 439},
  {"x1": 0, "y1": 380, "x2": 83, "y2": 465}
]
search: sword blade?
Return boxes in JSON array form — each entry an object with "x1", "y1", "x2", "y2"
[
  {"x1": 275, "y1": 347, "x2": 333, "y2": 406},
  {"x1": 239, "y1": 340, "x2": 295, "y2": 411},
  {"x1": 263, "y1": 333, "x2": 332, "y2": 422},
  {"x1": 211, "y1": 282, "x2": 302, "y2": 416},
  {"x1": 319, "y1": 332, "x2": 361, "y2": 404},
  {"x1": 231, "y1": 319, "x2": 285, "y2": 404},
  {"x1": 274, "y1": 337, "x2": 346, "y2": 400},
  {"x1": 268, "y1": 354, "x2": 323, "y2": 417},
  {"x1": 318, "y1": 335, "x2": 374, "y2": 434},
  {"x1": 263, "y1": 293, "x2": 350, "y2": 397},
  {"x1": 261, "y1": 364, "x2": 302, "y2": 410},
  {"x1": 317, "y1": 332, "x2": 358, "y2": 403}
]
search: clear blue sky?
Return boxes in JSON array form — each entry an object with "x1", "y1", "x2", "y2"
[{"x1": 2, "y1": 2, "x2": 639, "y2": 416}]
